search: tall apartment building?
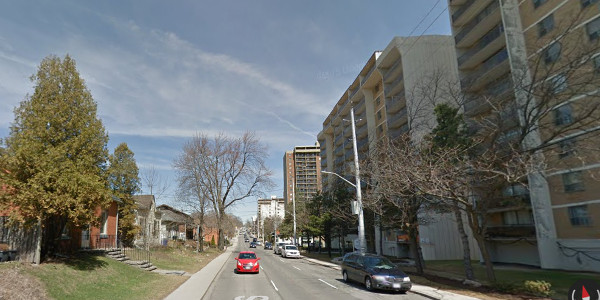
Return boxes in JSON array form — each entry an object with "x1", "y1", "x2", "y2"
[
  {"x1": 448, "y1": 0, "x2": 600, "y2": 271},
  {"x1": 318, "y1": 36, "x2": 480, "y2": 260},
  {"x1": 283, "y1": 144, "x2": 322, "y2": 207},
  {"x1": 257, "y1": 196, "x2": 285, "y2": 239}
]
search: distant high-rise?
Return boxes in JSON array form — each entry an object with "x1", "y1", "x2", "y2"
[{"x1": 283, "y1": 144, "x2": 322, "y2": 207}]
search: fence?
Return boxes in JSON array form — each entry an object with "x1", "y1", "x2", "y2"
[{"x1": 121, "y1": 247, "x2": 151, "y2": 263}]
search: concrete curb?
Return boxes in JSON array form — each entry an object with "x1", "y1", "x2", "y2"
[{"x1": 302, "y1": 257, "x2": 341, "y2": 270}]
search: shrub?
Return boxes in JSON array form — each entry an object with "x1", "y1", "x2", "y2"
[
  {"x1": 210, "y1": 236, "x2": 216, "y2": 247},
  {"x1": 523, "y1": 280, "x2": 552, "y2": 297}
]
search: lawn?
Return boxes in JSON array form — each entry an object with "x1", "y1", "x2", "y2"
[
  {"x1": 150, "y1": 246, "x2": 221, "y2": 273},
  {"x1": 0, "y1": 247, "x2": 224, "y2": 300}
]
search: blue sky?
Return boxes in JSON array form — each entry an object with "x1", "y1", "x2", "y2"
[{"x1": 0, "y1": 0, "x2": 451, "y2": 221}]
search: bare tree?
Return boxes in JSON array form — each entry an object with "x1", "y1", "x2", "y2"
[
  {"x1": 141, "y1": 165, "x2": 170, "y2": 201},
  {"x1": 173, "y1": 131, "x2": 273, "y2": 250},
  {"x1": 173, "y1": 136, "x2": 213, "y2": 252}
]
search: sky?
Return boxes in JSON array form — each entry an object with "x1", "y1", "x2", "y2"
[{"x1": 0, "y1": 0, "x2": 452, "y2": 222}]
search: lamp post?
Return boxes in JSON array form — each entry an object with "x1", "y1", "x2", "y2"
[
  {"x1": 292, "y1": 177, "x2": 297, "y2": 246},
  {"x1": 322, "y1": 106, "x2": 366, "y2": 254}
]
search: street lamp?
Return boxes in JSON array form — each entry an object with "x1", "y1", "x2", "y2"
[{"x1": 322, "y1": 106, "x2": 366, "y2": 255}]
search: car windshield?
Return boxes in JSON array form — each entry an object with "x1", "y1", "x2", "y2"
[
  {"x1": 239, "y1": 253, "x2": 257, "y2": 259},
  {"x1": 285, "y1": 245, "x2": 297, "y2": 250},
  {"x1": 364, "y1": 257, "x2": 396, "y2": 269}
]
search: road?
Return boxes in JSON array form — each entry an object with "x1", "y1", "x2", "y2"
[{"x1": 202, "y1": 236, "x2": 429, "y2": 300}]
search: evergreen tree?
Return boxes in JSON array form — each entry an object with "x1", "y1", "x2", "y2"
[
  {"x1": 0, "y1": 55, "x2": 110, "y2": 258},
  {"x1": 108, "y1": 143, "x2": 141, "y2": 246}
]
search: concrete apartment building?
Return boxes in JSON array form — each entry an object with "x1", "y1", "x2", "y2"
[
  {"x1": 283, "y1": 144, "x2": 322, "y2": 207},
  {"x1": 448, "y1": 0, "x2": 600, "y2": 271},
  {"x1": 318, "y1": 36, "x2": 480, "y2": 260},
  {"x1": 257, "y1": 196, "x2": 285, "y2": 240}
]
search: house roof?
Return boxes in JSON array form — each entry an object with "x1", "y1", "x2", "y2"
[
  {"x1": 133, "y1": 195, "x2": 155, "y2": 211},
  {"x1": 157, "y1": 204, "x2": 192, "y2": 223}
]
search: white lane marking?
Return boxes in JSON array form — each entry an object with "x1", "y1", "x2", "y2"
[
  {"x1": 260, "y1": 266, "x2": 264, "y2": 270},
  {"x1": 318, "y1": 279, "x2": 338, "y2": 289},
  {"x1": 293, "y1": 266, "x2": 301, "y2": 271},
  {"x1": 279, "y1": 259, "x2": 284, "y2": 262},
  {"x1": 270, "y1": 280, "x2": 279, "y2": 291}
]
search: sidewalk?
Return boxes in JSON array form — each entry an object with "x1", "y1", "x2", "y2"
[
  {"x1": 304, "y1": 256, "x2": 480, "y2": 300},
  {"x1": 164, "y1": 240, "x2": 236, "y2": 300}
]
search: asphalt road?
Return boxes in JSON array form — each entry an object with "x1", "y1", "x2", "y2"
[{"x1": 202, "y1": 236, "x2": 429, "y2": 300}]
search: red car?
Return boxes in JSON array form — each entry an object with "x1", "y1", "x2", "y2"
[{"x1": 235, "y1": 251, "x2": 260, "y2": 273}]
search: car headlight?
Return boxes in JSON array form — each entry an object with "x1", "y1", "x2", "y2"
[
  {"x1": 403, "y1": 276, "x2": 411, "y2": 282},
  {"x1": 237, "y1": 261, "x2": 242, "y2": 266},
  {"x1": 372, "y1": 275, "x2": 387, "y2": 282}
]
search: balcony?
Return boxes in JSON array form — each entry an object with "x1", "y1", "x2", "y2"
[
  {"x1": 464, "y1": 76, "x2": 513, "y2": 116},
  {"x1": 334, "y1": 156, "x2": 344, "y2": 167},
  {"x1": 384, "y1": 58, "x2": 402, "y2": 81},
  {"x1": 455, "y1": 0, "x2": 501, "y2": 48},
  {"x1": 387, "y1": 108, "x2": 408, "y2": 129},
  {"x1": 334, "y1": 134, "x2": 343, "y2": 145},
  {"x1": 361, "y1": 65, "x2": 376, "y2": 85},
  {"x1": 384, "y1": 73, "x2": 404, "y2": 95},
  {"x1": 385, "y1": 92, "x2": 406, "y2": 113},
  {"x1": 356, "y1": 111, "x2": 367, "y2": 126},
  {"x1": 486, "y1": 225, "x2": 536, "y2": 239},
  {"x1": 356, "y1": 125, "x2": 368, "y2": 139},
  {"x1": 334, "y1": 144, "x2": 344, "y2": 157},
  {"x1": 458, "y1": 24, "x2": 505, "y2": 70},
  {"x1": 388, "y1": 124, "x2": 410, "y2": 140},
  {"x1": 357, "y1": 138, "x2": 368, "y2": 151},
  {"x1": 344, "y1": 138, "x2": 352, "y2": 149},
  {"x1": 461, "y1": 48, "x2": 509, "y2": 91},
  {"x1": 354, "y1": 98, "x2": 366, "y2": 113},
  {"x1": 349, "y1": 87, "x2": 359, "y2": 100},
  {"x1": 343, "y1": 126, "x2": 352, "y2": 138},
  {"x1": 452, "y1": 0, "x2": 494, "y2": 27}
]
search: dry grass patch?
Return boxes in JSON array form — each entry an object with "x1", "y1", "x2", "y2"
[{"x1": 0, "y1": 263, "x2": 48, "y2": 300}]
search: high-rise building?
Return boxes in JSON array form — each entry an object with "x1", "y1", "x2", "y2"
[
  {"x1": 448, "y1": 0, "x2": 600, "y2": 271},
  {"x1": 317, "y1": 36, "x2": 478, "y2": 260},
  {"x1": 283, "y1": 144, "x2": 322, "y2": 207},
  {"x1": 257, "y1": 196, "x2": 285, "y2": 240}
]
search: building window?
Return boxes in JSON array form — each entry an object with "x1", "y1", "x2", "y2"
[
  {"x1": 538, "y1": 15, "x2": 554, "y2": 37},
  {"x1": 502, "y1": 210, "x2": 533, "y2": 225},
  {"x1": 61, "y1": 223, "x2": 71, "y2": 239},
  {"x1": 581, "y1": 0, "x2": 600, "y2": 8},
  {"x1": 533, "y1": 0, "x2": 547, "y2": 8},
  {"x1": 586, "y1": 16, "x2": 600, "y2": 40},
  {"x1": 554, "y1": 104, "x2": 573, "y2": 125},
  {"x1": 568, "y1": 205, "x2": 591, "y2": 226},
  {"x1": 544, "y1": 42, "x2": 561, "y2": 64},
  {"x1": 558, "y1": 138, "x2": 576, "y2": 158},
  {"x1": 100, "y1": 210, "x2": 108, "y2": 235},
  {"x1": 562, "y1": 171, "x2": 585, "y2": 192},
  {"x1": 549, "y1": 73, "x2": 567, "y2": 94},
  {"x1": 376, "y1": 110, "x2": 382, "y2": 121},
  {"x1": 375, "y1": 97, "x2": 381, "y2": 107}
]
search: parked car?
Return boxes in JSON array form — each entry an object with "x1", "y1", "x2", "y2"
[
  {"x1": 235, "y1": 251, "x2": 260, "y2": 274},
  {"x1": 274, "y1": 242, "x2": 286, "y2": 255},
  {"x1": 264, "y1": 242, "x2": 273, "y2": 250},
  {"x1": 281, "y1": 245, "x2": 300, "y2": 258},
  {"x1": 341, "y1": 253, "x2": 411, "y2": 293},
  {"x1": 244, "y1": 238, "x2": 249, "y2": 243},
  {"x1": 249, "y1": 242, "x2": 256, "y2": 248}
]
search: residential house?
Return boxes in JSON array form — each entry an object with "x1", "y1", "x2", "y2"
[
  {"x1": 157, "y1": 204, "x2": 193, "y2": 245},
  {"x1": 133, "y1": 195, "x2": 161, "y2": 247}
]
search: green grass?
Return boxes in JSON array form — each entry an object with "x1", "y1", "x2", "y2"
[
  {"x1": 25, "y1": 253, "x2": 185, "y2": 300},
  {"x1": 150, "y1": 246, "x2": 221, "y2": 273},
  {"x1": 407, "y1": 260, "x2": 600, "y2": 299}
]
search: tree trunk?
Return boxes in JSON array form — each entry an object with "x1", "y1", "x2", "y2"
[
  {"x1": 466, "y1": 207, "x2": 496, "y2": 282},
  {"x1": 453, "y1": 204, "x2": 474, "y2": 280},
  {"x1": 408, "y1": 224, "x2": 424, "y2": 275}
]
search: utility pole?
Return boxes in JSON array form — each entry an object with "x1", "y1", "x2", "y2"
[
  {"x1": 292, "y1": 177, "x2": 297, "y2": 246},
  {"x1": 322, "y1": 106, "x2": 366, "y2": 254},
  {"x1": 350, "y1": 106, "x2": 366, "y2": 255}
]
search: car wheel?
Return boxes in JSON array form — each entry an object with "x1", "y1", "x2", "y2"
[
  {"x1": 364, "y1": 277, "x2": 373, "y2": 291},
  {"x1": 342, "y1": 271, "x2": 349, "y2": 283}
]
